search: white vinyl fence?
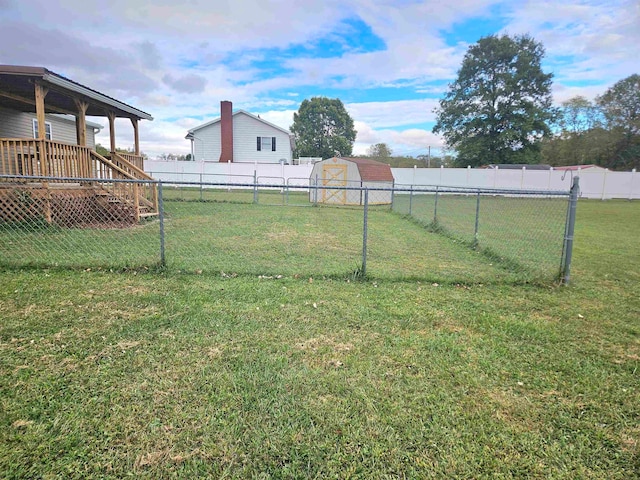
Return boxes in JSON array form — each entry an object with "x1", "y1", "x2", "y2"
[{"x1": 145, "y1": 161, "x2": 639, "y2": 200}]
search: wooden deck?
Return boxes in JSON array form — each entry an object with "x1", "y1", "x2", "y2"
[{"x1": 0, "y1": 138, "x2": 157, "y2": 225}]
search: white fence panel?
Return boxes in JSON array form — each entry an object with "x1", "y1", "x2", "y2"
[{"x1": 145, "y1": 161, "x2": 638, "y2": 199}]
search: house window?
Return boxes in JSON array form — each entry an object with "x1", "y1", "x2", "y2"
[
  {"x1": 33, "y1": 119, "x2": 52, "y2": 140},
  {"x1": 257, "y1": 136, "x2": 276, "y2": 152}
]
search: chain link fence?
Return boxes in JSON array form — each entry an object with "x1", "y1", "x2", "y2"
[
  {"x1": 390, "y1": 183, "x2": 576, "y2": 282},
  {"x1": 0, "y1": 175, "x2": 577, "y2": 283}
]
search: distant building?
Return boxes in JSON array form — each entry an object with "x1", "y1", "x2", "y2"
[
  {"x1": 310, "y1": 157, "x2": 394, "y2": 205},
  {"x1": 186, "y1": 101, "x2": 294, "y2": 164}
]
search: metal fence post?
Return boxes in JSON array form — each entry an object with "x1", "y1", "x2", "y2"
[
  {"x1": 362, "y1": 188, "x2": 369, "y2": 277},
  {"x1": 391, "y1": 181, "x2": 395, "y2": 210},
  {"x1": 285, "y1": 178, "x2": 289, "y2": 205},
  {"x1": 409, "y1": 185, "x2": 413, "y2": 216},
  {"x1": 281, "y1": 176, "x2": 286, "y2": 205},
  {"x1": 433, "y1": 186, "x2": 439, "y2": 225},
  {"x1": 158, "y1": 181, "x2": 166, "y2": 267},
  {"x1": 253, "y1": 170, "x2": 258, "y2": 204},
  {"x1": 199, "y1": 173, "x2": 203, "y2": 201},
  {"x1": 314, "y1": 174, "x2": 319, "y2": 206},
  {"x1": 562, "y1": 176, "x2": 580, "y2": 285},
  {"x1": 473, "y1": 191, "x2": 481, "y2": 247}
]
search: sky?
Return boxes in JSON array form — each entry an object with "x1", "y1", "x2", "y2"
[{"x1": 1, "y1": 0, "x2": 638, "y2": 158}]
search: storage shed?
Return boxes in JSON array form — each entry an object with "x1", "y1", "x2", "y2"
[{"x1": 310, "y1": 157, "x2": 394, "y2": 205}]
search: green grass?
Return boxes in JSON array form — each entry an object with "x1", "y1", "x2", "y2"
[
  {"x1": 392, "y1": 193, "x2": 568, "y2": 279},
  {"x1": 0, "y1": 189, "x2": 568, "y2": 283},
  {"x1": 0, "y1": 200, "x2": 638, "y2": 478}
]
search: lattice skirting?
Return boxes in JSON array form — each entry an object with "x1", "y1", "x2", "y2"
[{"x1": 0, "y1": 184, "x2": 137, "y2": 228}]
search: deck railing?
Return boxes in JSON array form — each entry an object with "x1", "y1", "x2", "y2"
[
  {"x1": 0, "y1": 138, "x2": 157, "y2": 220},
  {"x1": 98, "y1": 151, "x2": 158, "y2": 213},
  {"x1": 114, "y1": 152, "x2": 144, "y2": 171},
  {"x1": 0, "y1": 138, "x2": 93, "y2": 178}
]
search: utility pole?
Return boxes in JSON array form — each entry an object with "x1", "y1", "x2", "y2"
[{"x1": 427, "y1": 145, "x2": 431, "y2": 168}]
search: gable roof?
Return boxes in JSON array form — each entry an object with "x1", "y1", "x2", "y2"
[
  {"x1": 186, "y1": 109, "x2": 291, "y2": 138},
  {"x1": 0, "y1": 65, "x2": 152, "y2": 120},
  {"x1": 339, "y1": 157, "x2": 394, "y2": 182}
]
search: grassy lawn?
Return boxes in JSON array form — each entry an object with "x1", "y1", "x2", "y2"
[
  {"x1": 0, "y1": 200, "x2": 638, "y2": 478},
  {"x1": 392, "y1": 193, "x2": 568, "y2": 279},
  {"x1": 0, "y1": 188, "x2": 567, "y2": 283}
]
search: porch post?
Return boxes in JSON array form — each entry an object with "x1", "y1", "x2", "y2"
[
  {"x1": 74, "y1": 100, "x2": 89, "y2": 146},
  {"x1": 107, "y1": 110, "x2": 117, "y2": 153},
  {"x1": 35, "y1": 81, "x2": 51, "y2": 221},
  {"x1": 130, "y1": 118, "x2": 140, "y2": 156},
  {"x1": 34, "y1": 82, "x2": 48, "y2": 140}
]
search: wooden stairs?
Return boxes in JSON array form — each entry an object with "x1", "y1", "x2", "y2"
[{"x1": 89, "y1": 150, "x2": 159, "y2": 222}]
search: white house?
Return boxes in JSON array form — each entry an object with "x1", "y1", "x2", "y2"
[
  {"x1": 185, "y1": 101, "x2": 293, "y2": 164},
  {"x1": 0, "y1": 105, "x2": 102, "y2": 148}
]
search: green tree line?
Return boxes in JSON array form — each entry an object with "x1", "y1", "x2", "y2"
[
  {"x1": 542, "y1": 75, "x2": 640, "y2": 170},
  {"x1": 432, "y1": 33, "x2": 638, "y2": 170}
]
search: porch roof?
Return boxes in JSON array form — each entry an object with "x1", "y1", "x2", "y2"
[{"x1": 0, "y1": 65, "x2": 153, "y2": 121}]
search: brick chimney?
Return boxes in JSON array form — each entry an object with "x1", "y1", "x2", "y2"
[{"x1": 219, "y1": 100, "x2": 233, "y2": 162}]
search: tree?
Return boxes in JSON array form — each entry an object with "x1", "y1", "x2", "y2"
[
  {"x1": 156, "y1": 153, "x2": 188, "y2": 161},
  {"x1": 291, "y1": 97, "x2": 357, "y2": 159},
  {"x1": 542, "y1": 96, "x2": 606, "y2": 166},
  {"x1": 367, "y1": 143, "x2": 392, "y2": 158},
  {"x1": 95, "y1": 143, "x2": 110, "y2": 157},
  {"x1": 557, "y1": 96, "x2": 602, "y2": 135},
  {"x1": 433, "y1": 34, "x2": 556, "y2": 167},
  {"x1": 597, "y1": 74, "x2": 640, "y2": 135},
  {"x1": 95, "y1": 143, "x2": 148, "y2": 160},
  {"x1": 596, "y1": 74, "x2": 640, "y2": 169}
]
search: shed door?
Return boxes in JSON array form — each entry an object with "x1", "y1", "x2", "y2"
[{"x1": 321, "y1": 164, "x2": 347, "y2": 204}]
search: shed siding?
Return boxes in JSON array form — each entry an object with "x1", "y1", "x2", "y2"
[
  {"x1": 310, "y1": 157, "x2": 394, "y2": 205},
  {"x1": 362, "y1": 181, "x2": 393, "y2": 204},
  {"x1": 190, "y1": 112, "x2": 292, "y2": 163},
  {"x1": 0, "y1": 107, "x2": 97, "y2": 147}
]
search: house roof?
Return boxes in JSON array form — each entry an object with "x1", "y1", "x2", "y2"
[
  {"x1": 552, "y1": 164, "x2": 605, "y2": 171},
  {"x1": 338, "y1": 157, "x2": 395, "y2": 182},
  {"x1": 485, "y1": 163, "x2": 606, "y2": 171},
  {"x1": 0, "y1": 65, "x2": 153, "y2": 121},
  {"x1": 186, "y1": 109, "x2": 292, "y2": 138},
  {"x1": 486, "y1": 164, "x2": 552, "y2": 170}
]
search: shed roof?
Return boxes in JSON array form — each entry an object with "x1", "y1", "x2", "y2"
[
  {"x1": 0, "y1": 65, "x2": 153, "y2": 120},
  {"x1": 338, "y1": 157, "x2": 394, "y2": 182}
]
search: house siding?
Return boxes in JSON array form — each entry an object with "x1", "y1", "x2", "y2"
[
  {"x1": 192, "y1": 121, "x2": 221, "y2": 162},
  {"x1": 0, "y1": 107, "x2": 97, "y2": 148},
  {"x1": 190, "y1": 111, "x2": 292, "y2": 163},
  {"x1": 233, "y1": 113, "x2": 291, "y2": 164}
]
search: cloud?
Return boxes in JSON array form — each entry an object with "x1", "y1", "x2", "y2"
[
  {"x1": 162, "y1": 73, "x2": 207, "y2": 93},
  {"x1": 352, "y1": 124, "x2": 445, "y2": 157},
  {"x1": 256, "y1": 110, "x2": 296, "y2": 130},
  {"x1": 500, "y1": 0, "x2": 640, "y2": 83},
  {"x1": 0, "y1": 21, "x2": 158, "y2": 97},
  {"x1": 1, "y1": 0, "x2": 635, "y2": 160},
  {"x1": 346, "y1": 99, "x2": 440, "y2": 128},
  {"x1": 133, "y1": 41, "x2": 163, "y2": 70}
]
